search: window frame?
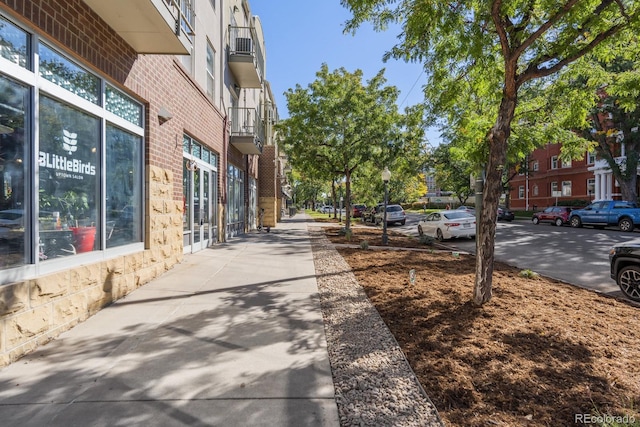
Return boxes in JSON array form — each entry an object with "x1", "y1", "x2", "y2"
[{"x1": 0, "y1": 15, "x2": 145, "y2": 279}]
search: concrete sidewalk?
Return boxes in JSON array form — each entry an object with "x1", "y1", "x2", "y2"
[{"x1": 0, "y1": 214, "x2": 339, "y2": 427}]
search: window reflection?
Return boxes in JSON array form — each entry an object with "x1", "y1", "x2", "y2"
[
  {"x1": 106, "y1": 85, "x2": 142, "y2": 127},
  {"x1": 0, "y1": 17, "x2": 29, "y2": 68},
  {"x1": 38, "y1": 96, "x2": 99, "y2": 259},
  {"x1": 39, "y1": 44, "x2": 100, "y2": 105},
  {"x1": 0, "y1": 75, "x2": 28, "y2": 268},
  {"x1": 106, "y1": 125, "x2": 142, "y2": 248}
]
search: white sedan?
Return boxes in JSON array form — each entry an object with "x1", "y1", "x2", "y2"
[{"x1": 417, "y1": 210, "x2": 476, "y2": 241}]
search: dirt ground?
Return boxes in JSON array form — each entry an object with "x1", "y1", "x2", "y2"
[{"x1": 322, "y1": 223, "x2": 640, "y2": 427}]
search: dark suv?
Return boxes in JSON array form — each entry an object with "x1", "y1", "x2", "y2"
[
  {"x1": 609, "y1": 241, "x2": 640, "y2": 302},
  {"x1": 531, "y1": 206, "x2": 573, "y2": 227}
]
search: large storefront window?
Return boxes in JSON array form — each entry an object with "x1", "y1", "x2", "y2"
[
  {"x1": 0, "y1": 17, "x2": 145, "y2": 275},
  {"x1": 106, "y1": 125, "x2": 142, "y2": 248},
  {"x1": 38, "y1": 96, "x2": 99, "y2": 258},
  {"x1": 0, "y1": 75, "x2": 28, "y2": 269}
]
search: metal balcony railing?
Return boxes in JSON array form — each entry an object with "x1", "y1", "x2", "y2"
[
  {"x1": 229, "y1": 107, "x2": 264, "y2": 154},
  {"x1": 228, "y1": 26, "x2": 264, "y2": 88}
]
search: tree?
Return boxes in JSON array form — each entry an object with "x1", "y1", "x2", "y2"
[
  {"x1": 343, "y1": 0, "x2": 640, "y2": 305},
  {"x1": 429, "y1": 143, "x2": 474, "y2": 205},
  {"x1": 277, "y1": 64, "x2": 425, "y2": 230},
  {"x1": 555, "y1": 42, "x2": 640, "y2": 202}
]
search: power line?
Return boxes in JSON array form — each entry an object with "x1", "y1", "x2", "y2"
[{"x1": 399, "y1": 71, "x2": 424, "y2": 108}]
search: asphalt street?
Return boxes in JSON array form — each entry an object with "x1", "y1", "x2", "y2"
[{"x1": 390, "y1": 212, "x2": 639, "y2": 298}]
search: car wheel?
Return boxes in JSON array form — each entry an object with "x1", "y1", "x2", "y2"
[
  {"x1": 618, "y1": 217, "x2": 634, "y2": 232},
  {"x1": 617, "y1": 265, "x2": 640, "y2": 302},
  {"x1": 532, "y1": 217, "x2": 540, "y2": 225},
  {"x1": 554, "y1": 218, "x2": 563, "y2": 227},
  {"x1": 418, "y1": 225, "x2": 424, "y2": 236},
  {"x1": 570, "y1": 216, "x2": 582, "y2": 228},
  {"x1": 436, "y1": 229, "x2": 444, "y2": 241},
  {"x1": 400, "y1": 219, "x2": 406, "y2": 225}
]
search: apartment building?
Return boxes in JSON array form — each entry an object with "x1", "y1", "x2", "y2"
[
  {"x1": 509, "y1": 142, "x2": 640, "y2": 210},
  {"x1": 0, "y1": 0, "x2": 285, "y2": 365}
]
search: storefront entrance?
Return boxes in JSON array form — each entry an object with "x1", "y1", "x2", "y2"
[{"x1": 183, "y1": 158, "x2": 218, "y2": 253}]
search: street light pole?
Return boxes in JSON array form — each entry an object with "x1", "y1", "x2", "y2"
[{"x1": 381, "y1": 166, "x2": 391, "y2": 246}]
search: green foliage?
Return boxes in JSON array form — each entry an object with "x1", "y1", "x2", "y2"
[
  {"x1": 360, "y1": 240, "x2": 370, "y2": 250},
  {"x1": 419, "y1": 234, "x2": 435, "y2": 246},
  {"x1": 342, "y1": 0, "x2": 640, "y2": 304},
  {"x1": 548, "y1": 36, "x2": 640, "y2": 201},
  {"x1": 276, "y1": 64, "x2": 428, "y2": 228},
  {"x1": 428, "y1": 143, "x2": 473, "y2": 204},
  {"x1": 518, "y1": 269, "x2": 540, "y2": 280},
  {"x1": 344, "y1": 228, "x2": 353, "y2": 241}
]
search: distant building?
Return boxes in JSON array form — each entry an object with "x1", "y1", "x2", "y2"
[{"x1": 509, "y1": 142, "x2": 640, "y2": 210}]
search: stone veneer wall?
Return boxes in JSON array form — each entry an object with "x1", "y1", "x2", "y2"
[
  {"x1": 0, "y1": 166, "x2": 182, "y2": 367},
  {"x1": 258, "y1": 146, "x2": 277, "y2": 227},
  {"x1": 259, "y1": 197, "x2": 278, "y2": 228}
]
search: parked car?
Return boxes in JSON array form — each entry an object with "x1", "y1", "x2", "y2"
[
  {"x1": 570, "y1": 200, "x2": 640, "y2": 231},
  {"x1": 497, "y1": 206, "x2": 515, "y2": 222},
  {"x1": 417, "y1": 210, "x2": 476, "y2": 241},
  {"x1": 531, "y1": 206, "x2": 573, "y2": 226},
  {"x1": 319, "y1": 205, "x2": 334, "y2": 214},
  {"x1": 374, "y1": 204, "x2": 406, "y2": 226},
  {"x1": 352, "y1": 204, "x2": 367, "y2": 218},
  {"x1": 609, "y1": 239, "x2": 640, "y2": 302}
]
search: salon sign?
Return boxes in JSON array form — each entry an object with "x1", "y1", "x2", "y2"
[{"x1": 38, "y1": 129, "x2": 96, "y2": 179}]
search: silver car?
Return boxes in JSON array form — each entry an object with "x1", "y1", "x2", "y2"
[
  {"x1": 374, "y1": 204, "x2": 406, "y2": 226},
  {"x1": 418, "y1": 210, "x2": 476, "y2": 241}
]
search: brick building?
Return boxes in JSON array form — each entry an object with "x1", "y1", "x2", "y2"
[
  {"x1": 509, "y1": 143, "x2": 594, "y2": 210},
  {"x1": 509, "y1": 142, "x2": 640, "y2": 210},
  {"x1": 0, "y1": 0, "x2": 287, "y2": 365}
]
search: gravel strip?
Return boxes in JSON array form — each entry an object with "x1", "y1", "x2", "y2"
[{"x1": 309, "y1": 227, "x2": 444, "y2": 427}]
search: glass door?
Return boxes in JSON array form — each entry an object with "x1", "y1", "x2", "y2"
[{"x1": 183, "y1": 159, "x2": 215, "y2": 253}]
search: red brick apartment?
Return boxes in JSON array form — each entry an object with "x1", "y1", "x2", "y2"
[
  {"x1": 509, "y1": 143, "x2": 595, "y2": 210},
  {"x1": 0, "y1": 0, "x2": 288, "y2": 365},
  {"x1": 509, "y1": 142, "x2": 640, "y2": 211}
]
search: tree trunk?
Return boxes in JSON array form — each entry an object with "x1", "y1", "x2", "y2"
[
  {"x1": 345, "y1": 169, "x2": 352, "y2": 230},
  {"x1": 473, "y1": 96, "x2": 516, "y2": 306},
  {"x1": 620, "y1": 146, "x2": 639, "y2": 201},
  {"x1": 619, "y1": 173, "x2": 638, "y2": 202},
  {"x1": 331, "y1": 181, "x2": 337, "y2": 218}
]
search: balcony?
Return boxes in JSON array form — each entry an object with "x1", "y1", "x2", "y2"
[
  {"x1": 229, "y1": 107, "x2": 264, "y2": 155},
  {"x1": 82, "y1": 0, "x2": 192, "y2": 54},
  {"x1": 228, "y1": 26, "x2": 264, "y2": 88}
]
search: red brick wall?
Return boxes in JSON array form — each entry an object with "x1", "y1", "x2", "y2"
[
  {"x1": 509, "y1": 143, "x2": 594, "y2": 210},
  {"x1": 259, "y1": 146, "x2": 276, "y2": 198},
  {"x1": 1, "y1": 0, "x2": 227, "y2": 204}
]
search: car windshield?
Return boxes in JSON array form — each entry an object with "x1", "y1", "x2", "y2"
[
  {"x1": 443, "y1": 211, "x2": 474, "y2": 220},
  {"x1": 386, "y1": 205, "x2": 402, "y2": 212}
]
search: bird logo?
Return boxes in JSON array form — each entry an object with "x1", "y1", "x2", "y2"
[{"x1": 62, "y1": 129, "x2": 78, "y2": 155}]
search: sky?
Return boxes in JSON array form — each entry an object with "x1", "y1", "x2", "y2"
[{"x1": 249, "y1": 0, "x2": 442, "y2": 146}]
